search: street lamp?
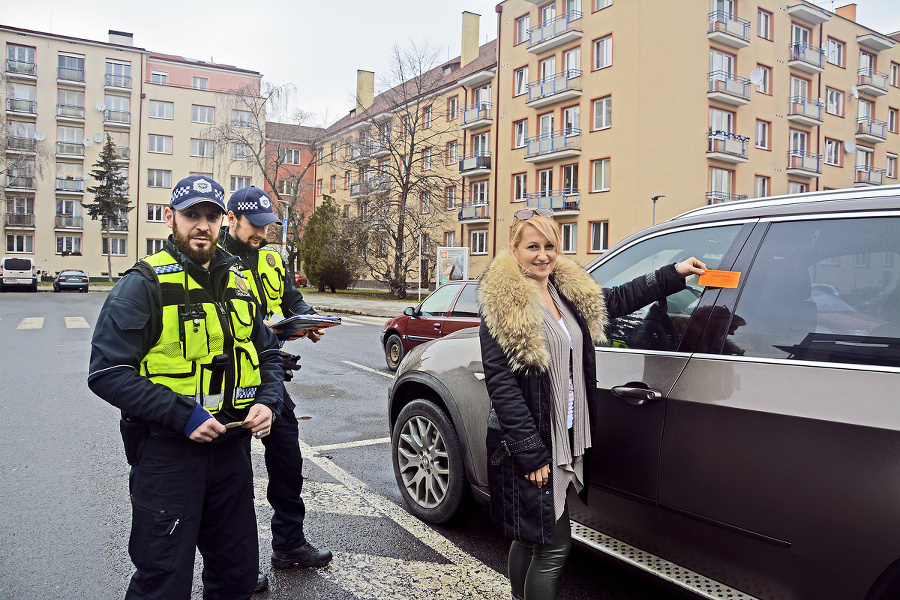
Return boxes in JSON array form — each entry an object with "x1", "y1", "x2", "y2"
[
  {"x1": 277, "y1": 199, "x2": 290, "y2": 262},
  {"x1": 651, "y1": 195, "x2": 665, "y2": 225}
]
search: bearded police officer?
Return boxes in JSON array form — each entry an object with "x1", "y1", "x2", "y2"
[
  {"x1": 88, "y1": 175, "x2": 283, "y2": 600},
  {"x1": 221, "y1": 186, "x2": 332, "y2": 584}
]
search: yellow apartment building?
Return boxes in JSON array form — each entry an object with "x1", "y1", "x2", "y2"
[{"x1": 1, "y1": 25, "x2": 264, "y2": 279}]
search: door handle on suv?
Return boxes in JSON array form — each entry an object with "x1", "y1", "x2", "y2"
[{"x1": 611, "y1": 385, "x2": 663, "y2": 405}]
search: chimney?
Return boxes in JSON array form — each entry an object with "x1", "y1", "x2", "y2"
[
  {"x1": 356, "y1": 70, "x2": 374, "y2": 114},
  {"x1": 835, "y1": 3, "x2": 856, "y2": 22},
  {"x1": 108, "y1": 30, "x2": 133, "y2": 46},
  {"x1": 461, "y1": 12, "x2": 480, "y2": 68}
]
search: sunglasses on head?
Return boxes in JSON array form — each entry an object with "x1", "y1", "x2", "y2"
[{"x1": 514, "y1": 208, "x2": 553, "y2": 220}]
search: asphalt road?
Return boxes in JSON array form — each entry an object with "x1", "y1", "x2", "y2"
[{"x1": 0, "y1": 292, "x2": 687, "y2": 600}]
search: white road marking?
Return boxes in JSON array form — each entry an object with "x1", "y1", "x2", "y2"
[
  {"x1": 65, "y1": 317, "x2": 90, "y2": 328},
  {"x1": 341, "y1": 315, "x2": 390, "y2": 326},
  {"x1": 311, "y1": 437, "x2": 390, "y2": 451},
  {"x1": 342, "y1": 360, "x2": 393, "y2": 379},
  {"x1": 17, "y1": 317, "x2": 43, "y2": 329}
]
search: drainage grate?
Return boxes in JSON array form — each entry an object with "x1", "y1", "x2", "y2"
[{"x1": 570, "y1": 521, "x2": 759, "y2": 600}]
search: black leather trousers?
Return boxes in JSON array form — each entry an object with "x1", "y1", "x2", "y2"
[{"x1": 508, "y1": 503, "x2": 572, "y2": 600}]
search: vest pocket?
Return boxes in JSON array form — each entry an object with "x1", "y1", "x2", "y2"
[
  {"x1": 180, "y1": 305, "x2": 210, "y2": 361},
  {"x1": 228, "y1": 299, "x2": 254, "y2": 343}
]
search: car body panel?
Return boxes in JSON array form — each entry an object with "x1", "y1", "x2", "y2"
[
  {"x1": 54, "y1": 270, "x2": 89, "y2": 292},
  {"x1": 1, "y1": 256, "x2": 38, "y2": 291}
]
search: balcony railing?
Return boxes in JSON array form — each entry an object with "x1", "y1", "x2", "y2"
[
  {"x1": 786, "y1": 150, "x2": 822, "y2": 176},
  {"x1": 7, "y1": 136, "x2": 36, "y2": 152},
  {"x1": 855, "y1": 165, "x2": 885, "y2": 185},
  {"x1": 56, "y1": 141, "x2": 84, "y2": 156},
  {"x1": 57, "y1": 66, "x2": 85, "y2": 82},
  {"x1": 459, "y1": 202, "x2": 490, "y2": 221},
  {"x1": 7, "y1": 98, "x2": 37, "y2": 114},
  {"x1": 788, "y1": 96, "x2": 824, "y2": 124},
  {"x1": 104, "y1": 109, "x2": 131, "y2": 124},
  {"x1": 524, "y1": 189, "x2": 580, "y2": 212},
  {"x1": 707, "y1": 71, "x2": 751, "y2": 104},
  {"x1": 462, "y1": 102, "x2": 492, "y2": 127},
  {"x1": 706, "y1": 191, "x2": 748, "y2": 204},
  {"x1": 525, "y1": 129, "x2": 581, "y2": 160},
  {"x1": 527, "y1": 70, "x2": 582, "y2": 105},
  {"x1": 56, "y1": 178, "x2": 85, "y2": 192},
  {"x1": 459, "y1": 152, "x2": 492, "y2": 174},
  {"x1": 105, "y1": 73, "x2": 132, "y2": 88},
  {"x1": 707, "y1": 131, "x2": 748, "y2": 161},
  {"x1": 105, "y1": 217, "x2": 129, "y2": 231},
  {"x1": 350, "y1": 141, "x2": 386, "y2": 162},
  {"x1": 349, "y1": 176, "x2": 390, "y2": 197},
  {"x1": 788, "y1": 42, "x2": 824, "y2": 72},
  {"x1": 707, "y1": 11, "x2": 750, "y2": 46},
  {"x1": 113, "y1": 146, "x2": 131, "y2": 160},
  {"x1": 6, "y1": 60, "x2": 36, "y2": 76},
  {"x1": 57, "y1": 103, "x2": 85, "y2": 119},
  {"x1": 5, "y1": 213, "x2": 35, "y2": 227},
  {"x1": 55, "y1": 215, "x2": 83, "y2": 229},
  {"x1": 6, "y1": 175, "x2": 35, "y2": 189},
  {"x1": 857, "y1": 117, "x2": 887, "y2": 142},
  {"x1": 528, "y1": 10, "x2": 582, "y2": 49},
  {"x1": 857, "y1": 68, "x2": 889, "y2": 96}
]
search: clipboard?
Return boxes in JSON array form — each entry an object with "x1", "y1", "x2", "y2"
[{"x1": 268, "y1": 314, "x2": 341, "y2": 340}]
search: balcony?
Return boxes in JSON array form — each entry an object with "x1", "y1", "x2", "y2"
[
  {"x1": 5, "y1": 213, "x2": 35, "y2": 228},
  {"x1": 707, "y1": 11, "x2": 751, "y2": 49},
  {"x1": 856, "y1": 117, "x2": 887, "y2": 144},
  {"x1": 349, "y1": 176, "x2": 390, "y2": 198},
  {"x1": 855, "y1": 165, "x2": 885, "y2": 187},
  {"x1": 525, "y1": 70, "x2": 582, "y2": 109},
  {"x1": 787, "y1": 3, "x2": 831, "y2": 25},
  {"x1": 461, "y1": 102, "x2": 492, "y2": 130},
  {"x1": 707, "y1": 71, "x2": 751, "y2": 106},
  {"x1": 788, "y1": 42, "x2": 824, "y2": 74},
  {"x1": 105, "y1": 217, "x2": 129, "y2": 231},
  {"x1": 56, "y1": 141, "x2": 84, "y2": 157},
  {"x1": 857, "y1": 33, "x2": 895, "y2": 52},
  {"x1": 6, "y1": 98, "x2": 37, "y2": 115},
  {"x1": 459, "y1": 152, "x2": 492, "y2": 177},
  {"x1": 104, "y1": 109, "x2": 131, "y2": 126},
  {"x1": 56, "y1": 178, "x2": 85, "y2": 193},
  {"x1": 57, "y1": 66, "x2": 85, "y2": 83},
  {"x1": 524, "y1": 189, "x2": 580, "y2": 215},
  {"x1": 55, "y1": 215, "x2": 83, "y2": 229},
  {"x1": 57, "y1": 103, "x2": 85, "y2": 121},
  {"x1": 524, "y1": 129, "x2": 581, "y2": 163},
  {"x1": 113, "y1": 146, "x2": 131, "y2": 160},
  {"x1": 706, "y1": 191, "x2": 748, "y2": 204},
  {"x1": 528, "y1": 11, "x2": 583, "y2": 54},
  {"x1": 786, "y1": 150, "x2": 822, "y2": 178},
  {"x1": 459, "y1": 68, "x2": 496, "y2": 88},
  {"x1": 350, "y1": 141, "x2": 384, "y2": 162},
  {"x1": 6, "y1": 59, "x2": 36, "y2": 79},
  {"x1": 787, "y1": 96, "x2": 824, "y2": 127},
  {"x1": 458, "y1": 202, "x2": 490, "y2": 223},
  {"x1": 105, "y1": 74, "x2": 132, "y2": 89},
  {"x1": 6, "y1": 175, "x2": 35, "y2": 190},
  {"x1": 857, "y1": 68, "x2": 889, "y2": 97},
  {"x1": 7, "y1": 136, "x2": 36, "y2": 153},
  {"x1": 706, "y1": 131, "x2": 749, "y2": 163}
]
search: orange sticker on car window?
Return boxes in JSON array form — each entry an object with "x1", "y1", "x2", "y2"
[{"x1": 698, "y1": 270, "x2": 741, "y2": 288}]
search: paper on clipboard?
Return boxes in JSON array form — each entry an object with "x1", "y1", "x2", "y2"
[{"x1": 268, "y1": 314, "x2": 342, "y2": 340}]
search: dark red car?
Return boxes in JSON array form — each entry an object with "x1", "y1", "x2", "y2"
[{"x1": 380, "y1": 280, "x2": 479, "y2": 370}]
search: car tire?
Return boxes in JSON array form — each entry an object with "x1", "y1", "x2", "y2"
[
  {"x1": 384, "y1": 333, "x2": 405, "y2": 371},
  {"x1": 54, "y1": 286, "x2": 60, "y2": 292},
  {"x1": 392, "y1": 399, "x2": 468, "y2": 524}
]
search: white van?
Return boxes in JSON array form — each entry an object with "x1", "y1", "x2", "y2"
[{"x1": 0, "y1": 256, "x2": 38, "y2": 292}]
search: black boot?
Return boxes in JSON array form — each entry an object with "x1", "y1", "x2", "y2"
[
  {"x1": 254, "y1": 572, "x2": 268, "y2": 593},
  {"x1": 271, "y1": 540, "x2": 333, "y2": 569}
]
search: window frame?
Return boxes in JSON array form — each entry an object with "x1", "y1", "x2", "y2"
[
  {"x1": 148, "y1": 134, "x2": 173, "y2": 154},
  {"x1": 191, "y1": 104, "x2": 214, "y2": 124},
  {"x1": 470, "y1": 230, "x2": 488, "y2": 255},
  {"x1": 589, "y1": 220, "x2": 609, "y2": 253},
  {"x1": 149, "y1": 100, "x2": 173, "y2": 120},
  {"x1": 593, "y1": 34, "x2": 613, "y2": 71},
  {"x1": 591, "y1": 157, "x2": 610, "y2": 192}
]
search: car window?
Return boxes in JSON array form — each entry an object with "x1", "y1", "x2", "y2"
[
  {"x1": 418, "y1": 284, "x2": 460, "y2": 317},
  {"x1": 450, "y1": 283, "x2": 480, "y2": 318},
  {"x1": 726, "y1": 216, "x2": 900, "y2": 367},
  {"x1": 590, "y1": 225, "x2": 742, "y2": 350}
]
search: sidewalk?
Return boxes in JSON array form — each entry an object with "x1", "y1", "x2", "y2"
[{"x1": 296, "y1": 290, "x2": 415, "y2": 319}]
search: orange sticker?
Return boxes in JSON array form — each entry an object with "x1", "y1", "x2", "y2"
[{"x1": 698, "y1": 269, "x2": 741, "y2": 288}]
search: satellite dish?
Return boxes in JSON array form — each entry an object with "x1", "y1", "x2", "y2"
[
  {"x1": 82, "y1": 137, "x2": 93, "y2": 147},
  {"x1": 844, "y1": 140, "x2": 856, "y2": 154},
  {"x1": 95, "y1": 101, "x2": 106, "y2": 111},
  {"x1": 33, "y1": 131, "x2": 45, "y2": 141},
  {"x1": 850, "y1": 86, "x2": 860, "y2": 100},
  {"x1": 749, "y1": 69, "x2": 764, "y2": 86},
  {"x1": 93, "y1": 133, "x2": 103, "y2": 143}
]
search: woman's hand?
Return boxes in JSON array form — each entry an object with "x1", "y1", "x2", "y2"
[
  {"x1": 675, "y1": 257, "x2": 707, "y2": 278},
  {"x1": 525, "y1": 464, "x2": 550, "y2": 488}
]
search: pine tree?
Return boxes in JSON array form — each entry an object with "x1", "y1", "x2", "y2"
[{"x1": 84, "y1": 133, "x2": 132, "y2": 281}]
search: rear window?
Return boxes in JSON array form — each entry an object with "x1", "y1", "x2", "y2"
[{"x1": 3, "y1": 258, "x2": 32, "y2": 271}]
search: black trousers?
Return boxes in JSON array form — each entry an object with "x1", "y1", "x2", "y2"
[{"x1": 125, "y1": 431, "x2": 258, "y2": 600}]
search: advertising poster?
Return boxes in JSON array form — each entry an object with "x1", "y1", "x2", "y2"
[{"x1": 437, "y1": 247, "x2": 469, "y2": 285}]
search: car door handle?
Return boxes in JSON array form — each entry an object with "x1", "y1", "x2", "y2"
[
  {"x1": 611, "y1": 385, "x2": 663, "y2": 405},
  {"x1": 433, "y1": 323, "x2": 441, "y2": 329}
]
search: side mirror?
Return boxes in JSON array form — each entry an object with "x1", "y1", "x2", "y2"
[{"x1": 403, "y1": 307, "x2": 416, "y2": 317}]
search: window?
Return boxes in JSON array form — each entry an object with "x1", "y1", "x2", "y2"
[
  {"x1": 148, "y1": 169, "x2": 171, "y2": 188},
  {"x1": 755, "y1": 64, "x2": 770, "y2": 94},
  {"x1": 445, "y1": 186, "x2": 457, "y2": 209},
  {"x1": 58, "y1": 53, "x2": 85, "y2": 81},
  {"x1": 471, "y1": 230, "x2": 488, "y2": 255},
  {"x1": 562, "y1": 164, "x2": 578, "y2": 194},
  {"x1": 538, "y1": 168, "x2": 553, "y2": 197},
  {"x1": 514, "y1": 120, "x2": 528, "y2": 148},
  {"x1": 444, "y1": 231, "x2": 456, "y2": 247},
  {"x1": 232, "y1": 110, "x2": 254, "y2": 127},
  {"x1": 788, "y1": 181, "x2": 808, "y2": 194},
  {"x1": 754, "y1": 175, "x2": 770, "y2": 198},
  {"x1": 345, "y1": 171, "x2": 351, "y2": 189},
  {"x1": 231, "y1": 144, "x2": 252, "y2": 161},
  {"x1": 563, "y1": 105, "x2": 580, "y2": 135},
  {"x1": 446, "y1": 140, "x2": 458, "y2": 164},
  {"x1": 147, "y1": 204, "x2": 166, "y2": 222},
  {"x1": 148, "y1": 134, "x2": 172, "y2": 154},
  {"x1": 513, "y1": 173, "x2": 527, "y2": 201},
  {"x1": 316, "y1": 179, "x2": 323, "y2": 196},
  {"x1": 423, "y1": 106, "x2": 432, "y2": 129},
  {"x1": 709, "y1": 167, "x2": 733, "y2": 201},
  {"x1": 561, "y1": 223, "x2": 576, "y2": 254},
  {"x1": 595, "y1": 0, "x2": 612, "y2": 9},
  {"x1": 421, "y1": 192, "x2": 431, "y2": 214},
  {"x1": 56, "y1": 235, "x2": 82, "y2": 255},
  {"x1": 150, "y1": 71, "x2": 167, "y2": 85},
  {"x1": 757, "y1": 9, "x2": 771, "y2": 40},
  {"x1": 591, "y1": 158, "x2": 610, "y2": 192},
  {"x1": 891, "y1": 63, "x2": 900, "y2": 87},
  {"x1": 280, "y1": 179, "x2": 298, "y2": 196},
  {"x1": 106, "y1": 60, "x2": 131, "y2": 86},
  {"x1": 57, "y1": 125, "x2": 83, "y2": 145},
  {"x1": 447, "y1": 96, "x2": 459, "y2": 120},
  {"x1": 473, "y1": 132, "x2": 490, "y2": 156},
  {"x1": 192, "y1": 105, "x2": 214, "y2": 124},
  {"x1": 471, "y1": 180, "x2": 489, "y2": 204},
  {"x1": 147, "y1": 239, "x2": 166, "y2": 255},
  {"x1": 756, "y1": 119, "x2": 770, "y2": 150},
  {"x1": 790, "y1": 128, "x2": 808, "y2": 152},
  {"x1": 423, "y1": 147, "x2": 432, "y2": 171},
  {"x1": 7, "y1": 44, "x2": 35, "y2": 69},
  {"x1": 589, "y1": 221, "x2": 608, "y2": 253},
  {"x1": 281, "y1": 148, "x2": 301, "y2": 164},
  {"x1": 593, "y1": 96, "x2": 611, "y2": 130},
  {"x1": 192, "y1": 77, "x2": 208, "y2": 91},
  {"x1": 887, "y1": 153, "x2": 897, "y2": 179},
  {"x1": 329, "y1": 175, "x2": 336, "y2": 193},
  {"x1": 7, "y1": 234, "x2": 33, "y2": 253},
  {"x1": 190, "y1": 139, "x2": 214, "y2": 158},
  {"x1": 102, "y1": 237, "x2": 127, "y2": 256},
  {"x1": 230, "y1": 175, "x2": 251, "y2": 192},
  {"x1": 826, "y1": 38, "x2": 844, "y2": 67},
  {"x1": 826, "y1": 87, "x2": 844, "y2": 116},
  {"x1": 515, "y1": 15, "x2": 530, "y2": 45},
  {"x1": 889, "y1": 108, "x2": 898, "y2": 133},
  {"x1": 594, "y1": 35, "x2": 612, "y2": 70},
  {"x1": 564, "y1": 47, "x2": 581, "y2": 74},
  {"x1": 514, "y1": 67, "x2": 529, "y2": 96},
  {"x1": 57, "y1": 89, "x2": 84, "y2": 117},
  {"x1": 824, "y1": 138, "x2": 841, "y2": 166},
  {"x1": 149, "y1": 100, "x2": 173, "y2": 119}
]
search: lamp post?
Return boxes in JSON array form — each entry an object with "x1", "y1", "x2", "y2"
[
  {"x1": 651, "y1": 195, "x2": 665, "y2": 225},
  {"x1": 277, "y1": 199, "x2": 290, "y2": 262}
]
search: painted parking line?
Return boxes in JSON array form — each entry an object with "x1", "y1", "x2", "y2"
[
  {"x1": 311, "y1": 437, "x2": 390, "y2": 452},
  {"x1": 342, "y1": 360, "x2": 393, "y2": 379},
  {"x1": 17, "y1": 317, "x2": 44, "y2": 329},
  {"x1": 65, "y1": 317, "x2": 90, "y2": 328}
]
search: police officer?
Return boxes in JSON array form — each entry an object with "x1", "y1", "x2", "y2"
[
  {"x1": 88, "y1": 176, "x2": 283, "y2": 600},
  {"x1": 221, "y1": 186, "x2": 332, "y2": 585}
]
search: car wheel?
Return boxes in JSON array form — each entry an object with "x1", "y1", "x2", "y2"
[
  {"x1": 392, "y1": 399, "x2": 467, "y2": 524},
  {"x1": 54, "y1": 286, "x2": 60, "y2": 292},
  {"x1": 384, "y1": 333, "x2": 405, "y2": 371},
  {"x1": 81, "y1": 287, "x2": 88, "y2": 293}
]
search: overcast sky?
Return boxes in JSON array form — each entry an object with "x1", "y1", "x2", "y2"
[{"x1": 4, "y1": 0, "x2": 898, "y2": 126}]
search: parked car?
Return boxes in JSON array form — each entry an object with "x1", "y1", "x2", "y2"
[
  {"x1": 388, "y1": 186, "x2": 900, "y2": 600},
  {"x1": 294, "y1": 272, "x2": 308, "y2": 287},
  {"x1": 0, "y1": 256, "x2": 38, "y2": 292},
  {"x1": 53, "y1": 269, "x2": 89, "y2": 293},
  {"x1": 380, "y1": 280, "x2": 480, "y2": 370}
]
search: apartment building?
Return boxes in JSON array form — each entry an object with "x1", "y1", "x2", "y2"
[
  {"x1": 263, "y1": 121, "x2": 320, "y2": 226},
  {"x1": 1, "y1": 25, "x2": 264, "y2": 278}
]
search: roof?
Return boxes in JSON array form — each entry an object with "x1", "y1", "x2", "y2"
[
  {"x1": 266, "y1": 122, "x2": 325, "y2": 144},
  {"x1": 148, "y1": 52, "x2": 260, "y2": 76},
  {"x1": 0, "y1": 24, "x2": 147, "y2": 52}
]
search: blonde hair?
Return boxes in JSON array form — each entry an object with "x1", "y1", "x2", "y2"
[{"x1": 509, "y1": 214, "x2": 560, "y2": 250}]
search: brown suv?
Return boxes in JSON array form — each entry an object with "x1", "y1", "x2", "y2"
[{"x1": 388, "y1": 186, "x2": 900, "y2": 600}]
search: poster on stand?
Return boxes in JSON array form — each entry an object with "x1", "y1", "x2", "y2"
[{"x1": 437, "y1": 247, "x2": 469, "y2": 285}]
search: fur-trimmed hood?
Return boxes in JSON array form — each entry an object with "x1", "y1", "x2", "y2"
[{"x1": 478, "y1": 251, "x2": 607, "y2": 372}]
